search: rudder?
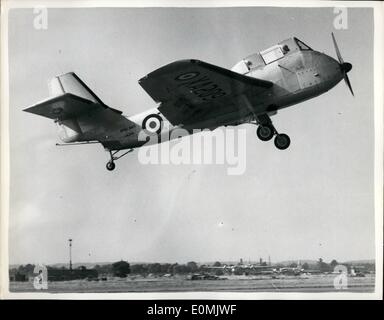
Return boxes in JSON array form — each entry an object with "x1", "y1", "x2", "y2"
[{"x1": 49, "y1": 72, "x2": 103, "y2": 104}]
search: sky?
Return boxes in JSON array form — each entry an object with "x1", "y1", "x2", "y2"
[{"x1": 7, "y1": 6, "x2": 376, "y2": 265}]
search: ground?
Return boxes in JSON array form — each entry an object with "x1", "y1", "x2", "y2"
[{"x1": 9, "y1": 273, "x2": 375, "y2": 293}]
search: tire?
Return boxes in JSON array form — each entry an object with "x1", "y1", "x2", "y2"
[
  {"x1": 106, "y1": 161, "x2": 116, "y2": 171},
  {"x1": 257, "y1": 124, "x2": 274, "y2": 141},
  {"x1": 274, "y1": 133, "x2": 291, "y2": 150}
]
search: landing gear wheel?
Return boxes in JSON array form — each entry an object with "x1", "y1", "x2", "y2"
[
  {"x1": 274, "y1": 134, "x2": 291, "y2": 150},
  {"x1": 257, "y1": 124, "x2": 275, "y2": 141},
  {"x1": 105, "y1": 149, "x2": 133, "y2": 171},
  {"x1": 106, "y1": 161, "x2": 116, "y2": 171}
]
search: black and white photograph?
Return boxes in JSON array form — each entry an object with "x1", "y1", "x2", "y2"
[{"x1": 0, "y1": 0, "x2": 382, "y2": 300}]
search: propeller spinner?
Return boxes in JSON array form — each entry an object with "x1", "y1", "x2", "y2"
[{"x1": 332, "y1": 32, "x2": 354, "y2": 96}]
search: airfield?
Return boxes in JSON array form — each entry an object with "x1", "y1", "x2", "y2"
[{"x1": 10, "y1": 273, "x2": 375, "y2": 293}]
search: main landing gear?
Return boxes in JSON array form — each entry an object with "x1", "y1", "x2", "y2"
[
  {"x1": 106, "y1": 149, "x2": 133, "y2": 171},
  {"x1": 255, "y1": 115, "x2": 290, "y2": 150}
]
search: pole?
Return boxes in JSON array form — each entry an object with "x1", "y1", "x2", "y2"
[{"x1": 69, "y1": 239, "x2": 72, "y2": 271}]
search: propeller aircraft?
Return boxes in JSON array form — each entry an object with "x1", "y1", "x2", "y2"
[{"x1": 24, "y1": 33, "x2": 353, "y2": 171}]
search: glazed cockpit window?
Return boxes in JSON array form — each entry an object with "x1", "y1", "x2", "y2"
[
  {"x1": 243, "y1": 53, "x2": 265, "y2": 69},
  {"x1": 260, "y1": 45, "x2": 285, "y2": 64},
  {"x1": 231, "y1": 60, "x2": 250, "y2": 74},
  {"x1": 295, "y1": 38, "x2": 312, "y2": 51}
]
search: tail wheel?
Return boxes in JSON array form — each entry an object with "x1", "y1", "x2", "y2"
[
  {"x1": 106, "y1": 161, "x2": 116, "y2": 171},
  {"x1": 274, "y1": 134, "x2": 291, "y2": 150},
  {"x1": 257, "y1": 124, "x2": 274, "y2": 141},
  {"x1": 105, "y1": 149, "x2": 133, "y2": 171}
]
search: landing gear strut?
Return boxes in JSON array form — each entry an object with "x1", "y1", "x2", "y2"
[
  {"x1": 105, "y1": 149, "x2": 133, "y2": 171},
  {"x1": 255, "y1": 114, "x2": 291, "y2": 150}
]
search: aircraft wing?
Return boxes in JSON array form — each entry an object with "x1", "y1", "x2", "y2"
[{"x1": 139, "y1": 59, "x2": 273, "y2": 127}]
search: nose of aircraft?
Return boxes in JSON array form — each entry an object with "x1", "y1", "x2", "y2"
[{"x1": 340, "y1": 62, "x2": 352, "y2": 73}]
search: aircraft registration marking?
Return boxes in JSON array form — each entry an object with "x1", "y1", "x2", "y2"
[{"x1": 175, "y1": 72, "x2": 227, "y2": 101}]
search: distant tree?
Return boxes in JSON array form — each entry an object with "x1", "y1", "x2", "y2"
[
  {"x1": 343, "y1": 263, "x2": 351, "y2": 273},
  {"x1": 94, "y1": 264, "x2": 113, "y2": 274},
  {"x1": 25, "y1": 264, "x2": 35, "y2": 273},
  {"x1": 112, "y1": 260, "x2": 130, "y2": 278},
  {"x1": 160, "y1": 263, "x2": 172, "y2": 274},
  {"x1": 330, "y1": 259, "x2": 338, "y2": 268},
  {"x1": 170, "y1": 263, "x2": 179, "y2": 274},
  {"x1": 173, "y1": 264, "x2": 190, "y2": 274},
  {"x1": 302, "y1": 263, "x2": 309, "y2": 270},
  {"x1": 289, "y1": 263, "x2": 298, "y2": 268},
  {"x1": 317, "y1": 258, "x2": 331, "y2": 273},
  {"x1": 187, "y1": 261, "x2": 198, "y2": 273},
  {"x1": 131, "y1": 264, "x2": 147, "y2": 275},
  {"x1": 17, "y1": 264, "x2": 35, "y2": 276},
  {"x1": 213, "y1": 261, "x2": 222, "y2": 267},
  {"x1": 9, "y1": 268, "x2": 17, "y2": 275},
  {"x1": 167, "y1": 264, "x2": 176, "y2": 274},
  {"x1": 148, "y1": 263, "x2": 162, "y2": 274},
  {"x1": 78, "y1": 266, "x2": 87, "y2": 271}
]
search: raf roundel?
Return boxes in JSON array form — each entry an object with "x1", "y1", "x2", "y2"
[
  {"x1": 175, "y1": 72, "x2": 200, "y2": 81},
  {"x1": 142, "y1": 114, "x2": 163, "y2": 134}
]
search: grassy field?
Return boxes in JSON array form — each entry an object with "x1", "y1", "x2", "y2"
[{"x1": 9, "y1": 274, "x2": 375, "y2": 293}]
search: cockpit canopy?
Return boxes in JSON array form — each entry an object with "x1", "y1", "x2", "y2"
[{"x1": 231, "y1": 37, "x2": 312, "y2": 74}]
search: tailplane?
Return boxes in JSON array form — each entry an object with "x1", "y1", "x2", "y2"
[
  {"x1": 23, "y1": 72, "x2": 109, "y2": 121},
  {"x1": 23, "y1": 73, "x2": 124, "y2": 143}
]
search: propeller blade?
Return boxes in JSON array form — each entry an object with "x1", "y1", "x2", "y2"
[
  {"x1": 332, "y1": 32, "x2": 344, "y2": 64},
  {"x1": 332, "y1": 33, "x2": 354, "y2": 97},
  {"x1": 344, "y1": 74, "x2": 354, "y2": 96}
]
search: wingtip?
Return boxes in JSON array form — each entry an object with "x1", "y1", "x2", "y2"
[
  {"x1": 138, "y1": 75, "x2": 148, "y2": 83},
  {"x1": 55, "y1": 71, "x2": 76, "y2": 78}
]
